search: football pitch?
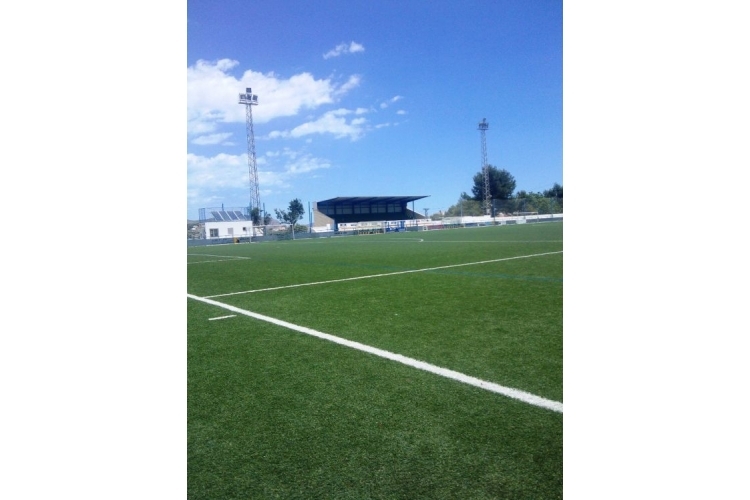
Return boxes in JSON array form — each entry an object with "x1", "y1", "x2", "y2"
[{"x1": 188, "y1": 221, "x2": 563, "y2": 499}]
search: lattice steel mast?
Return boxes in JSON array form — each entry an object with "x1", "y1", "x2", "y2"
[
  {"x1": 478, "y1": 118, "x2": 491, "y2": 215},
  {"x1": 239, "y1": 88, "x2": 260, "y2": 215}
]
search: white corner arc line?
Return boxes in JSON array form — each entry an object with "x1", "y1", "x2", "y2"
[
  {"x1": 187, "y1": 293, "x2": 563, "y2": 413},
  {"x1": 204, "y1": 250, "x2": 562, "y2": 299}
]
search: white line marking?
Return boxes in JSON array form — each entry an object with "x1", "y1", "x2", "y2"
[
  {"x1": 349, "y1": 238, "x2": 424, "y2": 242},
  {"x1": 208, "y1": 315, "x2": 237, "y2": 321},
  {"x1": 187, "y1": 293, "x2": 562, "y2": 413},
  {"x1": 188, "y1": 260, "x2": 238, "y2": 265},
  {"x1": 187, "y1": 254, "x2": 251, "y2": 259},
  {"x1": 205, "y1": 251, "x2": 562, "y2": 298},
  {"x1": 187, "y1": 254, "x2": 251, "y2": 265},
  {"x1": 421, "y1": 240, "x2": 563, "y2": 243}
]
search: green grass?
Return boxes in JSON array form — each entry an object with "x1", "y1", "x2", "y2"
[{"x1": 188, "y1": 222, "x2": 563, "y2": 499}]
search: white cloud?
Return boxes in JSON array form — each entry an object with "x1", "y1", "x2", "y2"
[
  {"x1": 187, "y1": 152, "x2": 248, "y2": 190},
  {"x1": 268, "y1": 130, "x2": 289, "y2": 139},
  {"x1": 380, "y1": 95, "x2": 404, "y2": 109},
  {"x1": 396, "y1": 110, "x2": 407, "y2": 115},
  {"x1": 285, "y1": 154, "x2": 331, "y2": 175},
  {"x1": 267, "y1": 108, "x2": 368, "y2": 141},
  {"x1": 323, "y1": 41, "x2": 365, "y2": 59},
  {"x1": 256, "y1": 150, "x2": 332, "y2": 189},
  {"x1": 278, "y1": 148, "x2": 300, "y2": 160},
  {"x1": 188, "y1": 149, "x2": 329, "y2": 182},
  {"x1": 187, "y1": 120, "x2": 218, "y2": 136},
  {"x1": 187, "y1": 59, "x2": 360, "y2": 136},
  {"x1": 328, "y1": 108, "x2": 352, "y2": 117},
  {"x1": 187, "y1": 150, "x2": 332, "y2": 208},
  {"x1": 334, "y1": 75, "x2": 362, "y2": 96},
  {"x1": 191, "y1": 133, "x2": 233, "y2": 145}
]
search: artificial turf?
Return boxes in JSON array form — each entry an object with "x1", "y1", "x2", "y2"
[{"x1": 188, "y1": 222, "x2": 563, "y2": 498}]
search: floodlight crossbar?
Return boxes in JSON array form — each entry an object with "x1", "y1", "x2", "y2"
[{"x1": 239, "y1": 93, "x2": 258, "y2": 105}]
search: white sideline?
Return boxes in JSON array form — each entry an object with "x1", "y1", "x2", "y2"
[
  {"x1": 187, "y1": 253, "x2": 251, "y2": 259},
  {"x1": 188, "y1": 260, "x2": 240, "y2": 265},
  {"x1": 422, "y1": 240, "x2": 563, "y2": 244},
  {"x1": 187, "y1": 293, "x2": 563, "y2": 413},
  {"x1": 187, "y1": 254, "x2": 252, "y2": 265},
  {"x1": 205, "y1": 250, "x2": 562, "y2": 298}
]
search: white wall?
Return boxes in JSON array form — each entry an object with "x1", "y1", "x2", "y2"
[
  {"x1": 205, "y1": 220, "x2": 253, "y2": 239},
  {"x1": 315, "y1": 214, "x2": 563, "y2": 232}
]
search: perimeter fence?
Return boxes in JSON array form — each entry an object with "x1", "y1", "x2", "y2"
[{"x1": 187, "y1": 213, "x2": 562, "y2": 246}]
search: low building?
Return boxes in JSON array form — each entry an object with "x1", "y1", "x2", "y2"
[{"x1": 199, "y1": 207, "x2": 253, "y2": 239}]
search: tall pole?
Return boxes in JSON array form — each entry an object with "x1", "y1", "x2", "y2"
[
  {"x1": 239, "y1": 88, "x2": 260, "y2": 216},
  {"x1": 478, "y1": 118, "x2": 491, "y2": 215}
]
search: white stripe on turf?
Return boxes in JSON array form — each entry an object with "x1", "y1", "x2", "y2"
[
  {"x1": 204, "y1": 250, "x2": 562, "y2": 298},
  {"x1": 208, "y1": 315, "x2": 237, "y2": 321},
  {"x1": 188, "y1": 293, "x2": 563, "y2": 413},
  {"x1": 187, "y1": 254, "x2": 251, "y2": 259}
]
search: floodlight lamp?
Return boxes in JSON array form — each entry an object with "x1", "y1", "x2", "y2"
[{"x1": 239, "y1": 92, "x2": 257, "y2": 105}]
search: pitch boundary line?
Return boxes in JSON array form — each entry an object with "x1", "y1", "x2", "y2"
[
  {"x1": 187, "y1": 254, "x2": 252, "y2": 265},
  {"x1": 188, "y1": 293, "x2": 563, "y2": 413},
  {"x1": 187, "y1": 254, "x2": 251, "y2": 259},
  {"x1": 421, "y1": 240, "x2": 563, "y2": 243},
  {"x1": 188, "y1": 259, "x2": 243, "y2": 265},
  {"x1": 264, "y1": 237, "x2": 425, "y2": 245},
  {"x1": 342, "y1": 239, "x2": 424, "y2": 243},
  {"x1": 204, "y1": 250, "x2": 562, "y2": 298}
]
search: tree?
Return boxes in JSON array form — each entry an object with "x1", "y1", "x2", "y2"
[
  {"x1": 250, "y1": 207, "x2": 261, "y2": 226},
  {"x1": 543, "y1": 183, "x2": 563, "y2": 199},
  {"x1": 471, "y1": 166, "x2": 516, "y2": 201},
  {"x1": 542, "y1": 183, "x2": 563, "y2": 213},
  {"x1": 274, "y1": 198, "x2": 305, "y2": 227},
  {"x1": 444, "y1": 195, "x2": 484, "y2": 217},
  {"x1": 250, "y1": 207, "x2": 273, "y2": 226}
]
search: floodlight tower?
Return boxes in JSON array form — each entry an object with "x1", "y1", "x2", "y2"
[
  {"x1": 239, "y1": 88, "x2": 260, "y2": 215},
  {"x1": 478, "y1": 118, "x2": 491, "y2": 215}
]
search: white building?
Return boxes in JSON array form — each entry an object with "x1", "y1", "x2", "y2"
[{"x1": 203, "y1": 209, "x2": 253, "y2": 239}]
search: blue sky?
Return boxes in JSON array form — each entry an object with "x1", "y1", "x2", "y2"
[{"x1": 187, "y1": 0, "x2": 562, "y2": 220}]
